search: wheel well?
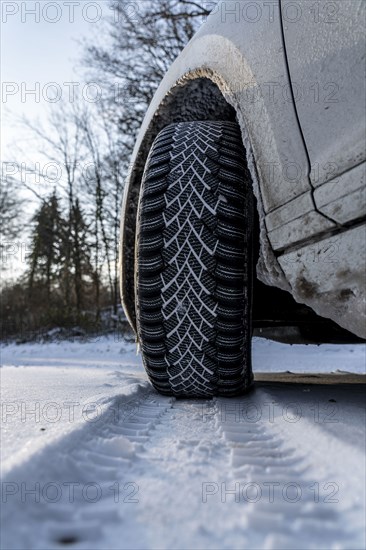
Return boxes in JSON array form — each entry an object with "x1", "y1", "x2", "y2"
[{"x1": 123, "y1": 77, "x2": 238, "y2": 330}]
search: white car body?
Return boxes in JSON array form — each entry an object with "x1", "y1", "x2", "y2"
[{"x1": 120, "y1": 0, "x2": 366, "y2": 339}]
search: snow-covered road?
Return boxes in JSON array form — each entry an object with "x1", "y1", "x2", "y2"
[{"x1": 1, "y1": 337, "x2": 365, "y2": 549}]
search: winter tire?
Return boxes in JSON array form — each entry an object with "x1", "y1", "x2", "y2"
[{"x1": 136, "y1": 121, "x2": 254, "y2": 397}]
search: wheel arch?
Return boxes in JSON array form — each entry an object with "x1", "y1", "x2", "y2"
[{"x1": 120, "y1": 69, "x2": 290, "y2": 332}]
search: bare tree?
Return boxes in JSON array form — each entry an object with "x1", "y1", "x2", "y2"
[
  {"x1": 0, "y1": 175, "x2": 22, "y2": 241},
  {"x1": 77, "y1": 101, "x2": 127, "y2": 316},
  {"x1": 83, "y1": 0, "x2": 214, "y2": 153},
  {"x1": 0, "y1": 174, "x2": 24, "y2": 274}
]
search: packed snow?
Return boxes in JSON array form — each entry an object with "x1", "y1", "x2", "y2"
[{"x1": 1, "y1": 336, "x2": 365, "y2": 549}]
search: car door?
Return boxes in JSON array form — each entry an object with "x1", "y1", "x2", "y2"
[{"x1": 280, "y1": 0, "x2": 366, "y2": 224}]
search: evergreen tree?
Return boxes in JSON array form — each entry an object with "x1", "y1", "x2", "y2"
[
  {"x1": 69, "y1": 198, "x2": 94, "y2": 316},
  {"x1": 28, "y1": 191, "x2": 64, "y2": 300}
]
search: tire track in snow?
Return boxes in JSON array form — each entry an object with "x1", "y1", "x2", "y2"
[
  {"x1": 214, "y1": 388, "x2": 364, "y2": 549},
  {"x1": 1, "y1": 384, "x2": 365, "y2": 549},
  {"x1": 1, "y1": 383, "x2": 173, "y2": 549}
]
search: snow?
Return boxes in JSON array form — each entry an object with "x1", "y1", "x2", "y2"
[
  {"x1": 1, "y1": 336, "x2": 365, "y2": 549},
  {"x1": 1, "y1": 335, "x2": 365, "y2": 372}
]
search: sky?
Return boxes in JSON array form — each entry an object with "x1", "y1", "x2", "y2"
[
  {"x1": 1, "y1": 0, "x2": 110, "y2": 160},
  {"x1": 1, "y1": 0, "x2": 111, "y2": 280}
]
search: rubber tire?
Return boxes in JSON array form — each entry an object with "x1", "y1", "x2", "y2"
[{"x1": 136, "y1": 121, "x2": 254, "y2": 397}]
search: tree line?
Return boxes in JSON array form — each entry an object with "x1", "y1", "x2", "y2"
[{"x1": 1, "y1": 0, "x2": 214, "y2": 340}]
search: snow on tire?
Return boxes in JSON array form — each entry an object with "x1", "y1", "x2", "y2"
[{"x1": 136, "y1": 121, "x2": 254, "y2": 397}]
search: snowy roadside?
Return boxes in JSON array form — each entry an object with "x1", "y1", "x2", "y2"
[
  {"x1": 1, "y1": 336, "x2": 365, "y2": 549},
  {"x1": 1, "y1": 334, "x2": 365, "y2": 372}
]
